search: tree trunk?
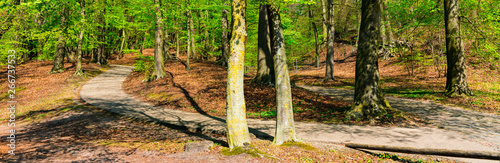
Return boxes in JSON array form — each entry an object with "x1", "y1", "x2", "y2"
[
  {"x1": 308, "y1": 6, "x2": 320, "y2": 68},
  {"x1": 176, "y1": 30, "x2": 180, "y2": 59},
  {"x1": 444, "y1": 0, "x2": 473, "y2": 96},
  {"x1": 325, "y1": 0, "x2": 335, "y2": 81},
  {"x1": 50, "y1": 8, "x2": 66, "y2": 74},
  {"x1": 268, "y1": 4, "x2": 298, "y2": 145},
  {"x1": 220, "y1": 6, "x2": 229, "y2": 67},
  {"x1": 74, "y1": 0, "x2": 85, "y2": 76},
  {"x1": 253, "y1": 4, "x2": 274, "y2": 85},
  {"x1": 186, "y1": 6, "x2": 192, "y2": 70},
  {"x1": 140, "y1": 32, "x2": 146, "y2": 54},
  {"x1": 203, "y1": 10, "x2": 210, "y2": 60},
  {"x1": 347, "y1": 0, "x2": 392, "y2": 122},
  {"x1": 321, "y1": 0, "x2": 328, "y2": 44},
  {"x1": 190, "y1": 9, "x2": 196, "y2": 60},
  {"x1": 227, "y1": 0, "x2": 250, "y2": 150},
  {"x1": 151, "y1": 0, "x2": 166, "y2": 80},
  {"x1": 118, "y1": 29, "x2": 126, "y2": 60},
  {"x1": 163, "y1": 25, "x2": 172, "y2": 60}
]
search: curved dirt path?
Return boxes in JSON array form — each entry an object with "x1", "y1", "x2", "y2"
[
  {"x1": 80, "y1": 65, "x2": 498, "y2": 162},
  {"x1": 297, "y1": 85, "x2": 500, "y2": 152}
]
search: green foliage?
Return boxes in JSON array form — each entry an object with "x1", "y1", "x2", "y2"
[{"x1": 133, "y1": 54, "x2": 155, "y2": 81}]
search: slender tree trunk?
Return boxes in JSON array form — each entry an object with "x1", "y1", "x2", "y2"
[
  {"x1": 227, "y1": 0, "x2": 250, "y2": 150},
  {"x1": 74, "y1": 0, "x2": 85, "y2": 76},
  {"x1": 163, "y1": 25, "x2": 171, "y2": 60},
  {"x1": 203, "y1": 10, "x2": 210, "y2": 60},
  {"x1": 309, "y1": 6, "x2": 320, "y2": 68},
  {"x1": 347, "y1": 0, "x2": 392, "y2": 122},
  {"x1": 131, "y1": 35, "x2": 137, "y2": 50},
  {"x1": 151, "y1": 0, "x2": 166, "y2": 80},
  {"x1": 325, "y1": 0, "x2": 335, "y2": 81},
  {"x1": 321, "y1": 0, "x2": 328, "y2": 44},
  {"x1": 190, "y1": 8, "x2": 196, "y2": 60},
  {"x1": 268, "y1": 4, "x2": 298, "y2": 145},
  {"x1": 444, "y1": 0, "x2": 473, "y2": 96},
  {"x1": 176, "y1": 30, "x2": 180, "y2": 59},
  {"x1": 50, "y1": 7, "x2": 66, "y2": 74},
  {"x1": 186, "y1": 6, "x2": 192, "y2": 70},
  {"x1": 140, "y1": 32, "x2": 146, "y2": 54},
  {"x1": 253, "y1": 4, "x2": 274, "y2": 85},
  {"x1": 118, "y1": 29, "x2": 126, "y2": 60},
  {"x1": 220, "y1": 5, "x2": 229, "y2": 67}
]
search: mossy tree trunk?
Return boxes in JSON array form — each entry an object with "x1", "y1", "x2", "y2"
[
  {"x1": 347, "y1": 0, "x2": 392, "y2": 121},
  {"x1": 253, "y1": 3, "x2": 274, "y2": 85},
  {"x1": 324, "y1": 0, "x2": 335, "y2": 81},
  {"x1": 50, "y1": 7, "x2": 66, "y2": 74},
  {"x1": 444, "y1": 0, "x2": 474, "y2": 97},
  {"x1": 74, "y1": 0, "x2": 85, "y2": 76},
  {"x1": 151, "y1": 0, "x2": 167, "y2": 80},
  {"x1": 226, "y1": 0, "x2": 250, "y2": 150},
  {"x1": 268, "y1": 4, "x2": 298, "y2": 145}
]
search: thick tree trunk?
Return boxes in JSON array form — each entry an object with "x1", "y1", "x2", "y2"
[
  {"x1": 253, "y1": 4, "x2": 274, "y2": 85},
  {"x1": 268, "y1": 4, "x2": 298, "y2": 145},
  {"x1": 50, "y1": 8, "x2": 66, "y2": 74},
  {"x1": 325, "y1": 0, "x2": 335, "y2": 81},
  {"x1": 151, "y1": 0, "x2": 166, "y2": 80},
  {"x1": 444, "y1": 0, "x2": 473, "y2": 96},
  {"x1": 227, "y1": 0, "x2": 250, "y2": 150},
  {"x1": 220, "y1": 6, "x2": 229, "y2": 67},
  {"x1": 347, "y1": 0, "x2": 392, "y2": 121},
  {"x1": 74, "y1": 0, "x2": 85, "y2": 76}
]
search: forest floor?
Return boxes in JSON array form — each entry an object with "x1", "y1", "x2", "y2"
[
  {"x1": 0, "y1": 49, "x2": 467, "y2": 162},
  {"x1": 292, "y1": 43, "x2": 500, "y2": 114}
]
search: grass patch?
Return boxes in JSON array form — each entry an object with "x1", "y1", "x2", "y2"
[
  {"x1": 0, "y1": 86, "x2": 26, "y2": 101},
  {"x1": 97, "y1": 139, "x2": 186, "y2": 153},
  {"x1": 280, "y1": 141, "x2": 317, "y2": 151},
  {"x1": 247, "y1": 110, "x2": 276, "y2": 118},
  {"x1": 221, "y1": 144, "x2": 268, "y2": 158}
]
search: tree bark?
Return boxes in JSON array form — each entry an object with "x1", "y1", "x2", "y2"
[
  {"x1": 74, "y1": 0, "x2": 85, "y2": 76},
  {"x1": 227, "y1": 0, "x2": 250, "y2": 150},
  {"x1": 308, "y1": 6, "x2": 320, "y2": 68},
  {"x1": 268, "y1": 4, "x2": 298, "y2": 145},
  {"x1": 50, "y1": 7, "x2": 66, "y2": 74},
  {"x1": 444, "y1": 0, "x2": 473, "y2": 96},
  {"x1": 118, "y1": 29, "x2": 126, "y2": 60},
  {"x1": 347, "y1": 0, "x2": 392, "y2": 121},
  {"x1": 253, "y1": 4, "x2": 274, "y2": 85},
  {"x1": 321, "y1": 0, "x2": 328, "y2": 44},
  {"x1": 190, "y1": 8, "x2": 196, "y2": 60},
  {"x1": 220, "y1": 5, "x2": 229, "y2": 67},
  {"x1": 186, "y1": 6, "x2": 192, "y2": 70},
  {"x1": 151, "y1": 0, "x2": 167, "y2": 80},
  {"x1": 325, "y1": 0, "x2": 335, "y2": 81},
  {"x1": 163, "y1": 25, "x2": 172, "y2": 60}
]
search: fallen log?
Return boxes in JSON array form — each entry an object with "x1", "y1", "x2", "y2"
[{"x1": 345, "y1": 143, "x2": 500, "y2": 161}]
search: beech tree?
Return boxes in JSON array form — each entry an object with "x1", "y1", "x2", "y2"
[
  {"x1": 253, "y1": 3, "x2": 274, "y2": 85},
  {"x1": 347, "y1": 0, "x2": 392, "y2": 121},
  {"x1": 268, "y1": 3, "x2": 298, "y2": 145},
  {"x1": 444, "y1": 0, "x2": 474, "y2": 96},
  {"x1": 324, "y1": 0, "x2": 335, "y2": 81},
  {"x1": 74, "y1": 0, "x2": 85, "y2": 76},
  {"x1": 226, "y1": 0, "x2": 250, "y2": 150},
  {"x1": 50, "y1": 6, "x2": 66, "y2": 74},
  {"x1": 151, "y1": 0, "x2": 167, "y2": 80}
]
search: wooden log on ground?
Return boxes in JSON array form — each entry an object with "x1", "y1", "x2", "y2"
[{"x1": 345, "y1": 143, "x2": 500, "y2": 160}]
